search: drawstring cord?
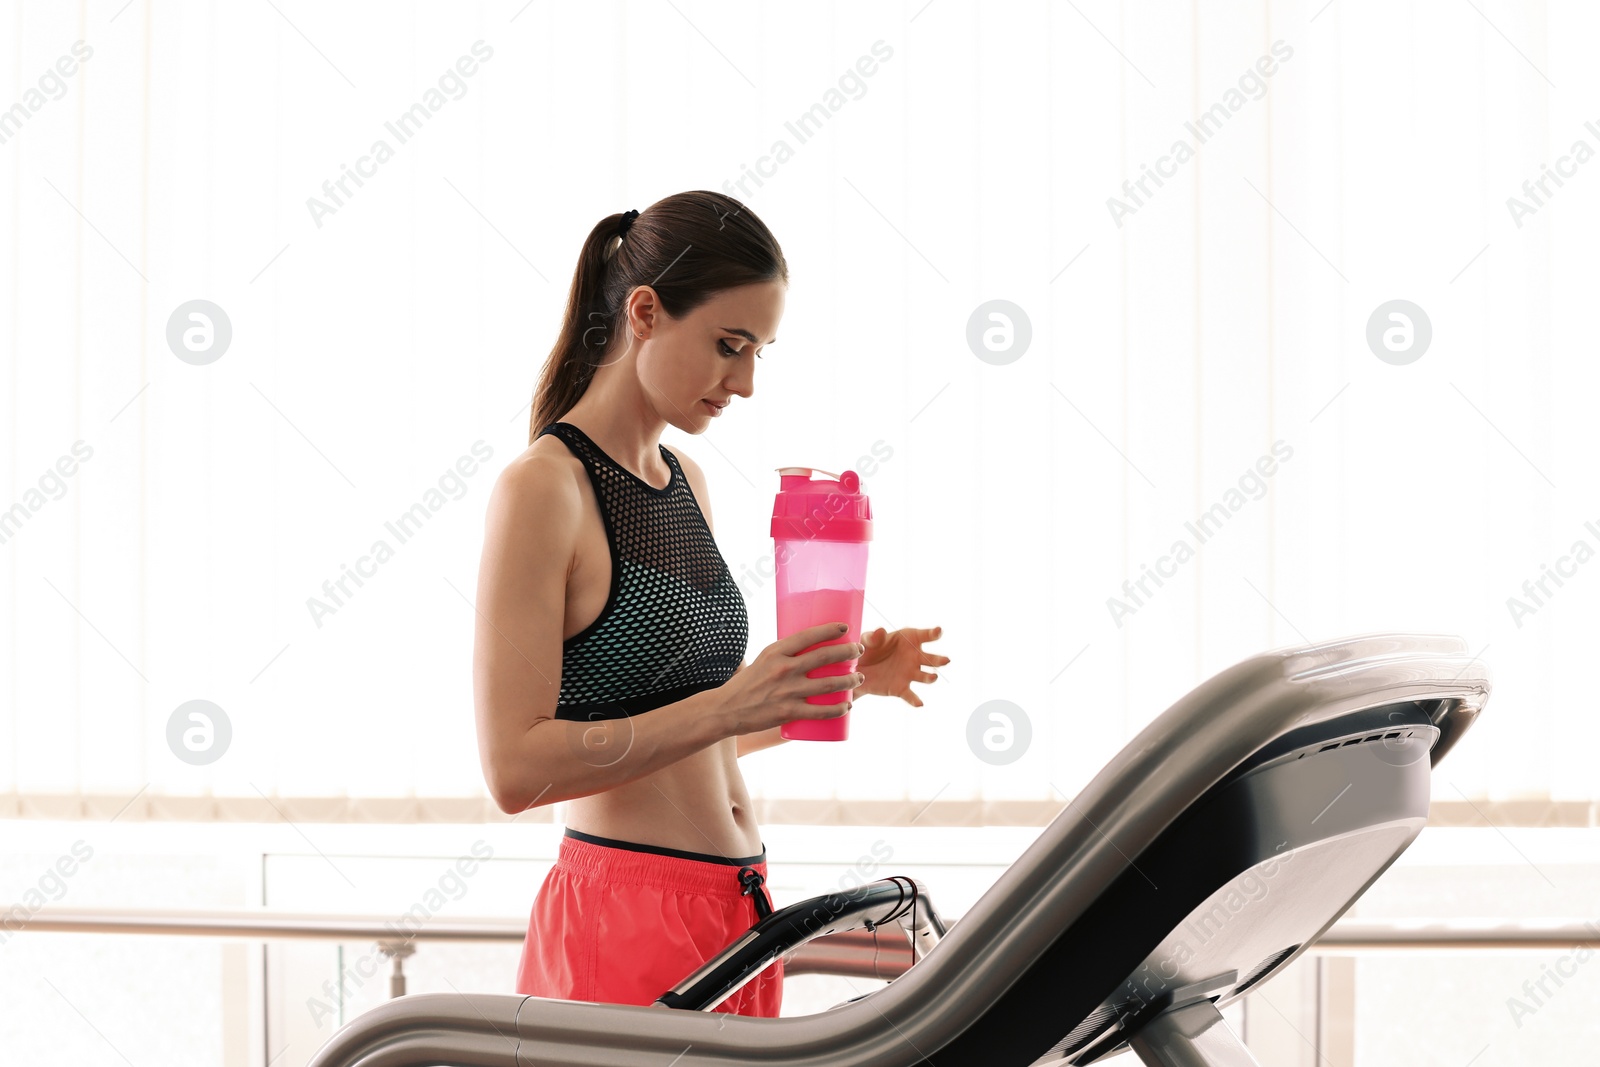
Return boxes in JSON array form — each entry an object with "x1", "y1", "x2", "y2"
[{"x1": 737, "y1": 865, "x2": 773, "y2": 920}]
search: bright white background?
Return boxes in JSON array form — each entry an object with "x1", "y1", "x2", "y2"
[
  {"x1": 2, "y1": 0, "x2": 1599, "y2": 1064},
  {"x1": 5, "y1": 0, "x2": 1597, "y2": 821}
]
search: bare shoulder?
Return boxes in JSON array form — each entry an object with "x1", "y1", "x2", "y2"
[
  {"x1": 489, "y1": 437, "x2": 583, "y2": 530},
  {"x1": 661, "y1": 442, "x2": 715, "y2": 533}
]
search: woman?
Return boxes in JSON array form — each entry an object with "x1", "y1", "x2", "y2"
[{"x1": 472, "y1": 190, "x2": 950, "y2": 1018}]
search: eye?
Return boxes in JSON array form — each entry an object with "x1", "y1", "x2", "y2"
[{"x1": 719, "y1": 339, "x2": 763, "y2": 359}]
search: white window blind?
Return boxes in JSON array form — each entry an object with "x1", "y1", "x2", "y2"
[{"x1": 2, "y1": 1, "x2": 1593, "y2": 824}]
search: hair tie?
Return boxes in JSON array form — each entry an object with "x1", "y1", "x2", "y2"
[{"x1": 616, "y1": 208, "x2": 640, "y2": 238}]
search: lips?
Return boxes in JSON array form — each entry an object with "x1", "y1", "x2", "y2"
[{"x1": 703, "y1": 399, "x2": 726, "y2": 416}]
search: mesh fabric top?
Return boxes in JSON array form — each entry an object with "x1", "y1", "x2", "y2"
[{"x1": 536, "y1": 421, "x2": 749, "y2": 721}]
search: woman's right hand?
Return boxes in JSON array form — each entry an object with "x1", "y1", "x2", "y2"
[{"x1": 717, "y1": 622, "x2": 864, "y2": 736}]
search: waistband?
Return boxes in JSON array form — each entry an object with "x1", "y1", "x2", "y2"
[{"x1": 557, "y1": 827, "x2": 767, "y2": 896}]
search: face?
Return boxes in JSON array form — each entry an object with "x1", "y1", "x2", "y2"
[{"x1": 626, "y1": 278, "x2": 785, "y2": 433}]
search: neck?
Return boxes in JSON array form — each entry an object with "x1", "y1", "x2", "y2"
[{"x1": 559, "y1": 357, "x2": 669, "y2": 474}]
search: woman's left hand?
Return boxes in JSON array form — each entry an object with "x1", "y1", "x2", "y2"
[{"x1": 855, "y1": 626, "x2": 949, "y2": 708}]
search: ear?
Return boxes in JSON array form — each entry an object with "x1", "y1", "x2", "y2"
[{"x1": 625, "y1": 284, "x2": 660, "y2": 339}]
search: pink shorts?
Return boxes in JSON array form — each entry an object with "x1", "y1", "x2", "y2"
[{"x1": 516, "y1": 828, "x2": 784, "y2": 1018}]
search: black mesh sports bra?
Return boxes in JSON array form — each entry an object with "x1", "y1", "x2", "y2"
[{"x1": 537, "y1": 420, "x2": 750, "y2": 722}]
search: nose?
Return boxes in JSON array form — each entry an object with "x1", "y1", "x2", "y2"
[{"x1": 726, "y1": 365, "x2": 755, "y2": 400}]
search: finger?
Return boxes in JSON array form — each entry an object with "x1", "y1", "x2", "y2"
[
  {"x1": 916, "y1": 670, "x2": 937, "y2": 683},
  {"x1": 805, "y1": 671, "x2": 862, "y2": 697},
  {"x1": 802, "y1": 643, "x2": 864, "y2": 671},
  {"x1": 784, "y1": 621, "x2": 855, "y2": 654},
  {"x1": 918, "y1": 626, "x2": 943, "y2": 640},
  {"x1": 904, "y1": 690, "x2": 924, "y2": 708},
  {"x1": 920, "y1": 652, "x2": 950, "y2": 665}
]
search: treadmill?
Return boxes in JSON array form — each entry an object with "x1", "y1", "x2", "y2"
[{"x1": 305, "y1": 631, "x2": 1490, "y2": 1066}]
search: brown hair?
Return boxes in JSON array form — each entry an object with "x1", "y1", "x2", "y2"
[{"x1": 529, "y1": 190, "x2": 788, "y2": 443}]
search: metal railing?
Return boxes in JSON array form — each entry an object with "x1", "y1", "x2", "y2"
[
  {"x1": 17, "y1": 905, "x2": 1600, "y2": 990},
  {"x1": 19, "y1": 904, "x2": 1593, "y2": 1067}
]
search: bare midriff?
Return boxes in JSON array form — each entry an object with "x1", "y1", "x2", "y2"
[{"x1": 540, "y1": 436, "x2": 764, "y2": 861}]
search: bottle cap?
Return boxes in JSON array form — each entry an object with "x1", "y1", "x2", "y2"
[{"x1": 770, "y1": 467, "x2": 873, "y2": 542}]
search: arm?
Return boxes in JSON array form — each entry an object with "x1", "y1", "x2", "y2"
[
  {"x1": 736, "y1": 723, "x2": 788, "y2": 758},
  {"x1": 471, "y1": 455, "x2": 740, "y2": 814}
]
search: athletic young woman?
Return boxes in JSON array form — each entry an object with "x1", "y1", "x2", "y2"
[{"x1": 472, "y1": 190, "x2": 950, "y2": 1017}]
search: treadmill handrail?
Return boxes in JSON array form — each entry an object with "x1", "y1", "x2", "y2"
[
  {"x1": 654, "y1": 875, "x2": 948, "y2": 1010},
  {"x1": 303, "y1": 632, "x2": 1490, "y2": 1067}
]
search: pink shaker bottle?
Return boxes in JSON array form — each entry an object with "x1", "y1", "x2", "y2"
[{"x1": 770, "y1": 467, "x2": 873, "y2": 741}]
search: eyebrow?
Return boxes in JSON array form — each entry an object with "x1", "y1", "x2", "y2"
[{"x1": 720, "y1": 327, "x2": 777, "y2": 347}]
